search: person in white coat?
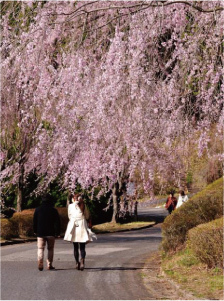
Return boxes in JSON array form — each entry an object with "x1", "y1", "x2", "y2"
[
  {"x1": 176, "y1": 190, "x2": 189, "y2": 208},
  {"x1": 64, "y1": 194, "x2": 96, "y2": 271}
]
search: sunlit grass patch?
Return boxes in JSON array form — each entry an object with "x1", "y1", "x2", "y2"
[
  {"x1": 162, "y1": 248, "x2": 223, "y2": 299},
  {"x1": 177, "y1": 249, "x2": 200, "y2": 267},
  {"x1": 92, "y1": 221, "x2": 155, "y2": 233}
]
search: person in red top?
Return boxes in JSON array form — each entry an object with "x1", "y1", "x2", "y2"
[{"x1": 165, "y1": 192, "x2": 177, "y2": 214}]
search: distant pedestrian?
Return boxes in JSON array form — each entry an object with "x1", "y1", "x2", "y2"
[
  {"x1": 33, "y1": 193, "x2": 61, "y2": 271},
  {"x1": 64, "y1": 194, "x2": 96, "y2": 271},
  {"x1": 165, "y1": 192, "x2": 177, "y2": 214},
  {"x1": 176, "y1": 190, "x2": 189, "y2": 208}
]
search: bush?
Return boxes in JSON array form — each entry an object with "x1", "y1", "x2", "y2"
[
  {"x1": 0, "y1": 207, "x2": 69, "y2": 239},
  {"x1": 1, "y1": 207, "x2": 16, "y2": 218},
  {"x1": 11, "y1": 211, "x2": 34, "y2": 237},
  {"x1": 0, "y1": 218, "x2": 17, "y2": 239},
  {"x1": 10, "y1": 208, "x2": 68, "y2": 237},
  {"x1": 162, "y1": 178, "x2": 223, "y2": 252},
  {"x1": 56, "y1": 207, "x2": 68, "y2": 234},
  {"x1": 16, "y1": 209, "x2": 35, "y2": 215},
  {"x1": 187, "y1": 217, "x2": 223, "y2": 268}
]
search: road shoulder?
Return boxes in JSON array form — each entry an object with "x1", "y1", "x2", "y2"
[{"x1": 142, "y1": 250, "x2": 197, "y2": 300}]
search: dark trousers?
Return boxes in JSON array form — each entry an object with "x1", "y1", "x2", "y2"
[
  {"x1": 73, "y1": 242, "x2": 86, "y2": 262},
  {"x1": 168, "y1": 205, "x2": 174, "y2": 214}
]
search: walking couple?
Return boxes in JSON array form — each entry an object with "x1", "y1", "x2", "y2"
[
  {"x1": 33, "y1": 193, "x2": 97, "y2": 271},
  {"x1": 165, "y1": 190, "x2": 189, "y2": 214}
]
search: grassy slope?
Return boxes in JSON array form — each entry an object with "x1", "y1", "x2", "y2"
[
  {"x1": 162, "y1": 248, "x2": 223, "y2": 300},
  {"x1": 161, "y1": 178, "x2": 223, "y2": 299},
  {"x1": 161, "y1": 177, "x2": 223, "y2": 252}
]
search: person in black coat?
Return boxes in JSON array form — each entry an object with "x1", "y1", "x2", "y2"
[{"x1": 33, "y1": 193, "x2": 61, "y2": 271}]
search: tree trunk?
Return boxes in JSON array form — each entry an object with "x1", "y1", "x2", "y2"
[
  {"x1": 66, "y1": 192, "x2": 71, "y2": 207},
  {"x1": 17, "y1": 163, "x2": 24, "y2": 212},
  {"x1": 17, "y1": 177, "x2": 23, "y2": 212},
  {"x1": 111, "y1": 185, "x2": 118, "y2": 223},
  {"x1": 134, "y1": 201, "x2": 138, "y2": 221}
]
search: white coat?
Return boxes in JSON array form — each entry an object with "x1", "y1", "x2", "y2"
[
  {"x1": 64, "y1": 201, "x2": 96, "y2": 243},
  {"x1": 176, "y1": 195, "x2": 189, "y2": 208}
]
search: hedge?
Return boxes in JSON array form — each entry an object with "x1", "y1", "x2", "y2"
[
  {"x1": 11, "y1": 210, "x2": 35, "y2": 237},
  {"x1": 0, "y1": 218, "x2": 17, "y2": 239},
  {"x1": 187, "y1": 217, "x2": 223, "y2": 268},
  {"x1": 0, "y1": 207, "x2": 69, "y2": 239},
  {"x1": 56, "y1": 207, "x2": 68, "y2": 234},
  {"x1": 161, "y1": 178, "x2": 223, "y2": 252}
]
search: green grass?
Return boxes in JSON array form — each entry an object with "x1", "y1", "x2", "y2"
[
  {"x1": 177, "y1": 249, "x2": 200, "y2": 267},
  {"x1": 164, "y1": 269, "x2": 175, "y2": 276},
  {"x1": 92, "y1": 221, "x2": 155, "y2": 233},
  {"x1": 162, "y1": 248, "x2": 223, "y2": 299},
  {"x1": 210, "y1": 276, "x2": 223, "y2": 291}
]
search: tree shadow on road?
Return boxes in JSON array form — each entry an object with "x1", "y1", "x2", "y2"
[
  {"x1": 52, "y1": 266, "x2": 157, "y2": 272},
  {"x1": 137, "y1": 212, "x2": 168, "y2": 224},
  {"x1": 85, "y1": 266, "x2": 157, "y2": 272}
]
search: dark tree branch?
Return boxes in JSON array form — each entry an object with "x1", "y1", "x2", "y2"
[
  {"x1": 55, "y1": 0, "x2": 224, "y2": 18},
  {"x1": 49, "y1": 1, "x2": 223, "y2": 29}
]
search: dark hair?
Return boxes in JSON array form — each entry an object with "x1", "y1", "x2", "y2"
[
  {"x1": 171, "y1": 192, "x2": 175, "y2": 197},
  {"x1": 180, "y1": 190, "x2": 185, "y2": 196},
  {"x1": 42, "y1": 192, "x2": 53, "y2": 204},
  {"x1": 72, "y1": 193, "x2": 80, "y2": 199}
]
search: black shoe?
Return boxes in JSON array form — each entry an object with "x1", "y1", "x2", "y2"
[{"x1": 47, "y1": 265, "x2": 55, "y2": 270}]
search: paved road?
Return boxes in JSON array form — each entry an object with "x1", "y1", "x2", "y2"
[{"x1": 1, "y1": 208, "x2": 168, "y2": 300}]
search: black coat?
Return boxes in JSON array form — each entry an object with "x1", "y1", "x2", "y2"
[{"x1": 33, "y1": 203, "x2": 61, "y2": 237}]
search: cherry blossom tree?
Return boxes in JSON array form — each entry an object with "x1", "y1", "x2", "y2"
[{"x1": 1, "y1": 1, "x2": 223, "y2": 216}]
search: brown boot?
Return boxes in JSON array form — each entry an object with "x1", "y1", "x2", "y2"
[
  {"x1": 76, "y1": 261, "x2": 80, "y2": 270},
  {"x1": 38, "y1": 260, "x2": 43, "y2": 271},
  {"x1": 80, "y1": 258, "x2": 85, "y2": 271}
]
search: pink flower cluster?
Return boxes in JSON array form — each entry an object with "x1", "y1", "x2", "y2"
[{"x1": 1, "y1": 1, "x2": 223, "y2": 196}]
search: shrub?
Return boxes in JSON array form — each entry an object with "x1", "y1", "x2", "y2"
[
  {"x1": 187, "y1": 217, "x2": 223, "y2": 268},
  {"x1": 0, "y1": 218, "x2": 17, "y2": 239},
  {"x1": 10, "y1": 208, "x2": 68, "y2": 237},
  {"x1": 1, "y1": 207, "x2": 69, "y2": 239},
  {"x1": 1, "y1": 207, "x2": 16, "y2": 218},
  {"x1": 56, "y1": 207, "x2": 68, "y2": 234},
  {"x1": 162, "y1": 178, "x2": 223, "y2": 252},
  {"x1": 11, "y1": 212, "x2": 34, "y2": 237},
  {"x1": 17, "y1": 209, "x2": 35, "y2": 215}
]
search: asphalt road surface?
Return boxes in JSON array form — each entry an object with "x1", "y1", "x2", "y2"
[{"x1": 1, "y1": 207, "x2": 168, "y2": 300}]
